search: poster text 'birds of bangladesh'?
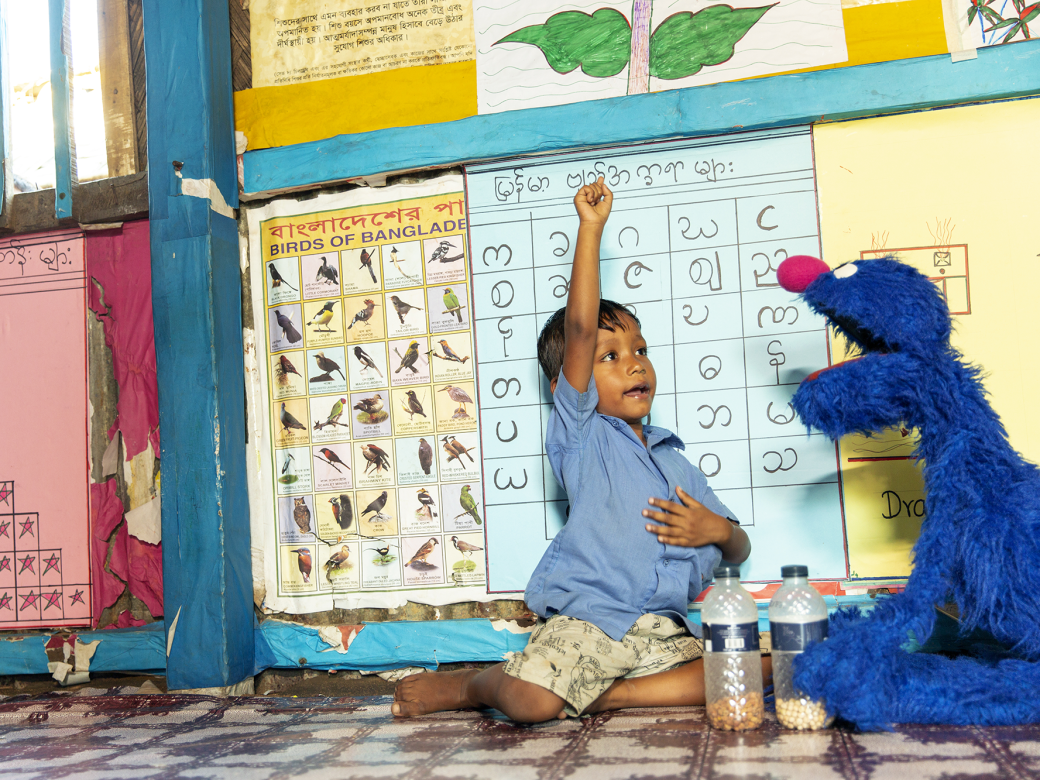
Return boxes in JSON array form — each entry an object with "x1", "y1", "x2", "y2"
[{"x1": 247, "y1": 177, "x2": 494, "y2": 612}]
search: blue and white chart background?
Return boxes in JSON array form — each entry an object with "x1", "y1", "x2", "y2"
[{"x1": 466, "y1": 128, "x2": 848, "y2": 591}]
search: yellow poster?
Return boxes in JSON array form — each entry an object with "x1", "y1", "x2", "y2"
[
  {"x1": 813, "y1": 97, "x2": 1040, "y2": 578},
  {"x1": 250, "y1": 0, "x2": 475, "y2": 88}
]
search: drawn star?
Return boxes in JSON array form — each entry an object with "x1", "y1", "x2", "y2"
[
  {"x1": 18, "y1": 517, "x2": 34, "y2": 539},
  {"x1": 0, "y1": 593, "x2": 11, "y2": 611},
  {"x1": 19, "y1": 590, "x2": 39, "y2": 611},
  {"x1": 17, "y1": 555, "x2": 35, "y2": 574},
  {"x1": 42, "y1": 553, "x2": 60, "y2": 576},
  {"x1": 0, "y1": 484, "x2": 10, "y2": 505},
  {"x1": 0, "y1": 521, "x2": 9, "y2": 539},
  {"x1": 69, "y1": 589, "x2": 85, "y2": 606},
  {"x1": 42, "y1": 591, "x2": 61, "y2": 611},
  {"x1": 0, "y1": 556, "x2": 9, "y2": 573}
]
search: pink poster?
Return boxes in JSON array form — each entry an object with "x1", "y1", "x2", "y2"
[{"x1": 0, "y1": 229, "x2": 92, "y2": 627}]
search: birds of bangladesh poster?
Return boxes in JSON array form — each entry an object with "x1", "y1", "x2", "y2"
[{"x1": 247, "y1": 177, "x2": 493, "y2": 612}]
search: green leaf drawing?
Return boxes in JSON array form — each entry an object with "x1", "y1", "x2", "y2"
[
  {"x1": 649, "y1": 4, "x2": 775, "y2": 80},
  {"x1": 495, "y1": 9, "x2": 632, "y2": 78}
]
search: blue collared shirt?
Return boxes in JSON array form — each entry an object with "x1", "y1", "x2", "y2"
[{"x1": 525, "y1": 372, "x2": 735, "y2": 641}]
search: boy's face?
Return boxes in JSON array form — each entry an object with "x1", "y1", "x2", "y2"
[{"x1": 590, "y1": 316, "x2": 656, "y2": 425}]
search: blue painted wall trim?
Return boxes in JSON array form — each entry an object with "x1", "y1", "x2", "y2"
[
  {"x1": 244, "y1": 39, "x2": 1040, "y2": 196},
  {"x1": 144, "y1": 0, "x2": 251, "y2": 691},
  {"x1": 48, "y1": 0, "x2": 74, "y2": 218}
]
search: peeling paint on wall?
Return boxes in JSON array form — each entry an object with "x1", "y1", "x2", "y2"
[{"x1": 85, "y1": 221, "x2": 164, "y2": 628}]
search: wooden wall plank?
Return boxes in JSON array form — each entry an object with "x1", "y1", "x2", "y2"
[
  {"x1": 97, "y1": 0, "x2": 138, "y2": 178},
  {"x1": 128, "y1": 0, "x2": 147, "y2": 171},
  {"x1": 229, "y1": 0, "x2": 251, "y2": 93}
]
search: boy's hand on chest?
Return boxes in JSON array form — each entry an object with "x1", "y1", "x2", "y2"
[{"x1": 642, "y1": 486, "x2": 732, "y2": 549}]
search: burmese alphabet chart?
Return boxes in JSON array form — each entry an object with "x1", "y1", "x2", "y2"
[{"x1": 466, "y1": 129, "x2": 848, "y2": 590}]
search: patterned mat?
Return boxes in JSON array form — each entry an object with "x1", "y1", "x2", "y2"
[{"x1": 0, "y1": 693, "x2": 1038, "y2": 779}]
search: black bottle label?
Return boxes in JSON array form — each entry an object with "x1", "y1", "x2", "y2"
[
  {"x1": 770, "y1": 619, "x2": 828, "y2": 652},
  {"x1": 703, "y1": 621, "x2": 760, "y2": 653}
]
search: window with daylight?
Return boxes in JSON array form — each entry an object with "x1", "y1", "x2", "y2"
[{"x1": 0, "y1": 0, "x2": 145, "y2": 225}]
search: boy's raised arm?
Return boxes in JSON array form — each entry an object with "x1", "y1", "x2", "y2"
[{"x1": 561, "y1": 177, "x2": 613, "y2": 393}]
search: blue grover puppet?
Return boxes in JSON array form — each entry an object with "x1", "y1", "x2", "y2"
[{"x1": 777, "y1": 255, "x2": 1040, "y2": 730}]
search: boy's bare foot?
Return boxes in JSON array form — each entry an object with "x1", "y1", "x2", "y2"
[{"x1": 392, "y1": 669, "x2": 481, "y2": 717}]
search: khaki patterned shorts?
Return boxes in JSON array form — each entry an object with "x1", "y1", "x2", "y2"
[{"x1": 503, "y1": 613, "x2": 703, "y2": 717}]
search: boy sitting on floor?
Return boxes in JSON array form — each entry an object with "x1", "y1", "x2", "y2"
[{"x1": 393, "y1": 177, "x2": 763, "y2": 722}]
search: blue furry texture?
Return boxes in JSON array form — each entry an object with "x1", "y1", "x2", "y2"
[{"x1": 790, "y1": 258, "x2": 1040, "y2": 729}]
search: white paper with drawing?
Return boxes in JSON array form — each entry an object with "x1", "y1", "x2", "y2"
[{"x1": 475, "y1": 0, "x2": 847, "y2": 114}]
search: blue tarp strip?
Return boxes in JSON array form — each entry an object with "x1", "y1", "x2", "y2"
[
  {"x1": 0, "y1": 624, "x2": 166, "y2": 677},
  {"x1": 78, "y1": 624, "x2": 166, "y2": 674},
  {"x1": 256, "y1": 618, "x2": 532, "y2": 671}
]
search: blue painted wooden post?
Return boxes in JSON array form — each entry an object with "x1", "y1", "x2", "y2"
[
  {"x1": 143, "y1": 0, "x2": 252, "y2": 690},
  {"x1": 0, "y1": 0, "x2": 10, "y2": 216},
  {"x1": 49, "y1": 0, "x2": 75, "y2": 219}
]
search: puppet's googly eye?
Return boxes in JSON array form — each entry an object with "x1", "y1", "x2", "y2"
[{"x1": 833, "y1": 263, "x2": 858, "y2": 279}]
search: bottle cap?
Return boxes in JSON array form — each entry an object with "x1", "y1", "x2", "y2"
[
  {"x1": 781, "y1": 565, "x2": 809, "y2": 578},
  {"x1": 713, "y1": 564, "x2": 741, "y2": 579}
]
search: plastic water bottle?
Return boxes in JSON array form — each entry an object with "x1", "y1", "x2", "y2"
[
  {"x1": 769, "y1": 564, "x2": 832, "y2": 730},
  {"x1": 701, "y1": 563, "x2": 764, "y2": 730}
]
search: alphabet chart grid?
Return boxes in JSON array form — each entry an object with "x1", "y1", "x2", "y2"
[{"x1": 466, "y1": 129, "x2": 849, "y2": 590}]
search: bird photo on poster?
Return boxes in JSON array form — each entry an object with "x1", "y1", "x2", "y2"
[
  {"x1": 273, "y1": 308, "x2": 303, "y2": 345},
  {"x1": 316, "y1": 256, "x2": 339, "y2": 287},
  {"x1": 369, "y1": 541, "x2": 397, "y2": 565},
  {"x1": 324, "y1": 545, "x2": 352, "y2": 583},
  {"x1": 416, "y1": 488, "x2": 438, "y2": 521},
  {"x1": 405, "y1": 537, "x2": 440, "y2": 570},
  {"x1": 401, "y1": 389, "x2": 427, "y2": 421},
  {"x1": 353, "y1": 346, "x2": 383, "y2": 378},
  {"x1": 427, "y1": 239, "x2": 465, "y2": 264},
  {"x1": 394, "y1": 340, "x2": 423, "y2": 375},
  {"x1": 458, "y1": 484, "x2": 482, "y2": 526},
  {"x1": 353, "y1": 393, "x2": 387, "y2": 424},
  {"x1": 312, "y1": 351, "x2": 346, "y2": 382},
  {"x1": 268, "y1": 260, "x2": 298, "y2": 292},
  {"x1": 279, "y1": 402, "x2": 308, "y2": 438},
  {"x1": 291, "y1": 497, "x2": 313, "y2": 536},
  {"x1": 278, "y1": 452, "x2": 299, "y2": 485},
  {"x1": 315, "y1": 446, "x2": 351, "y2": 474},
  {"x1": 330, "y1": 494, "x2": 354, "y2": 534},
  {"x1": 418, "y1": 437, "x2": 434, "y2": 476},
  {"x1": 442, "y1": 287, "x2": 464, "y2": 324},
  {"x1": 348, "y1": 299, "x2": 379, "y2": 330},
  {"x1": 438, "y1": 384, "x2": 474, "y2": 419},
  {"x1": 385, "y1": 245, "x2": 422, "y2": 284},
  {"x1": 313, "y1": 397, "x2": 348, "y2": 432},
  {"x1": 451, "y1": 535, "x2": 484, "y2": 574},
  {"x1": 358, "y1": 248, "x2": 377, "y2": 283},
  {"x1": 307, "y1": 301, "x2": 338, "y2": 333},
  {"x1": 361, "y1": 443, "x2": 392, "y2": 475},
  {"x1": 389, "y1": 294, "x2": 424, "y2": 325},
  {"x1": 442, "y1": 435, "x2": 476, "y2": 469},
  {"x1": 429, "y1": 338, "x2": 470, "y2": 364},
  {"x1": 290, "y1": 547, "x2": 312, "y2": 583}
]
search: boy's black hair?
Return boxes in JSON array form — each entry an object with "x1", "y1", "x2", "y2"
[{"x1": 537, "y1": 299, "x2": 641, "y2": 381}]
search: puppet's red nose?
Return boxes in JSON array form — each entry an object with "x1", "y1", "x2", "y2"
[{"x1": 777, "y1": 255, "x2": 830, "y2": 293}]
